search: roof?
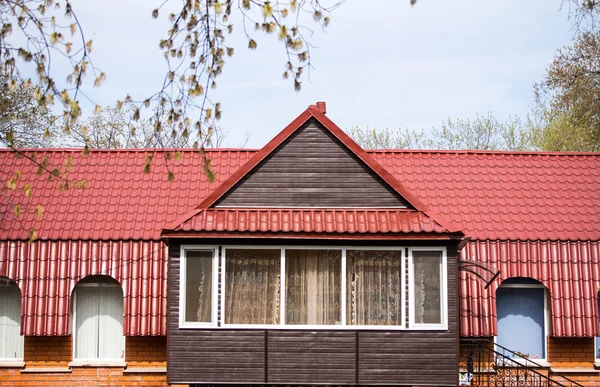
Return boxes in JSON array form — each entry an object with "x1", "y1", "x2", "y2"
[
  {"x1": 0, "y1": 239, "x2": 166, "y2": 336},
  {"x1": 169, "y1": 208, "x2": 451, "y2": 238},
  {"x1": 2, "y1": 148, "x2": 599, "y2": 241},
  {"x1": 166, "y1": 105, "x2": 459, "y2": 238},
  {"x1": 460, "y1": 239, "x2": 600, "y2": 337}
]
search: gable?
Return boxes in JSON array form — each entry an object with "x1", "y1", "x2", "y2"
[{"x1": 215, "y1": 119, "x2": 410, "y2": 208}]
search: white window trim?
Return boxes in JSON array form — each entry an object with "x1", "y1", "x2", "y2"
[
  {"x1": 72, "y1": 282, "x2": 125, "y2": 363},
  {"x1": 218, "y1": 245, "x2": 407, "y2": 330},
  {"x1": 494, "y1": 281, "x2": 549, "y2": 362},
  {"x1": 179, "y1": 245, "x2": 219, "y2": 329},
  {"x1": 408, "y1": 247, "x2": 448, "y2": 330}
]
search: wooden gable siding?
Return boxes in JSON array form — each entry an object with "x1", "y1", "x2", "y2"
[
  {"x1": 167, "y1": 240, "x2": 458, "y2": 386},
  {"x1": 215, "y1": 120, "x2": 409, "y2": 208}
]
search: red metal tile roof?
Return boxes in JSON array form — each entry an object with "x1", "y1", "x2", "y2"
[
  {"x1": 169, "y1": 208, "x2": 451, "y2": 237},
  {"x1": 460, "y1": 240, "x2": 600, "y2": 337},
  {"x1": 0, "y1": 240, "x2": 166, "y2": 336},
  {"x1": 2, "y1": 149, "x2": 598, "y2": 242},
  {"x1": 371, "y1": 150, "x2": 600, "y2": 241}
]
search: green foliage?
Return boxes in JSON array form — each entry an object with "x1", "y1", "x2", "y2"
[
  {"x1": 432, "y1": 113, "x2": 533, "y2": 151},
  {"x1": 534, "y1": 31, "x2": 600, "y2": 151}
]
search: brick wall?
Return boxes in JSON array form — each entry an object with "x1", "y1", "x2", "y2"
[
  {"x1": 548, "y1": 337, "x2": 595, "y2": 368},
  {"x1": 0, "y1": 336, "x2": 167, "y2": 387}
]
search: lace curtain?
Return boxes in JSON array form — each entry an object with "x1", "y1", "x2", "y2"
[
  {"x1": 413, "y1": 250, "x2": 442, "y2": 324},
  {"x1": 346, "y1": 250, "x2": 402, "y2": 325},
  {"x1": 286, "y1": 250, "x2": 341, "y2": 325},
  {"x1": 185, "y1": 251, "x2": 213, "y2": 323},
  {"x1": 225, "y1": 249, "x2": 281, "y2": 324}
]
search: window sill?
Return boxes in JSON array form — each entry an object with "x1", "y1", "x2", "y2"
[
  {"x1": 495, "y1": 359, "x2": 551, "y2": 368},
  {"x1": 552, "y1": 367, "x2": 599, "y2": 374},
  {"x1": 69, "y1": 360, "x2": 126, "y2": 368},
  {"x1": 0, "y1": 361, "x2": 25, "y2": 368},
  {"x1": 123, "y1": 367, "x2": 167, "y2": 374},
  {"x1": 21, "y1": 367, "x2": 71, "y2": 373}
]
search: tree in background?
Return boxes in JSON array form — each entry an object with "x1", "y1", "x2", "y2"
[
  {"x1": 0, "y1": 73, "x2": 55, "y2": 148},
  {"x1": 54, "y1": 105, "x2": 225, "y2": 149},
  {"x1": 0, "y1": 0, "x2": 345, "y2": 152},
  {"x1": 533, "y1": 31, "x2": 600, "y2": 152},
  {"x1": 348, "y1": 113, "x2": 534, "y2": 151}
]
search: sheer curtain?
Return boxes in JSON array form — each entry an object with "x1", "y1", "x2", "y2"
[
  {"x1": 185, "y1": 251, "x2": 213, "y2": 323},
  {"x1": 412, "y1": 251, "x2": 442, "y2": 324},
  {"x1": 346, "y1": 250, "x2": 402, "y2": 326},
  {"x1": 0, "y1": 283, "x2": 23, "y2": 359},
  {"x1": 286, "y1": 250, "x2": 341, "y2": 325},
  {"x1": 225, "y1": 249, "x2": 280, "y2": 324}
]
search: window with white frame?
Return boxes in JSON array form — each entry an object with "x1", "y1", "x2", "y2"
[
  {"x1": 409, "y1": 249, "x2": 447, "y2": 328},
  {"x1": 496, "y1": 278, "x2": 547, "y2": 359},
  {"x1": 0, "y1": 278, "x2": 23, "y2": 361},
  {"x1": 180, "y1": 248, "x2": 217, "y2": 327},
  {"x1": 185, "y1": 246, "x2": 448, "y2": 329},
  {"x1": 73, "y1": 277, "x2": 124, "y2": 361}
]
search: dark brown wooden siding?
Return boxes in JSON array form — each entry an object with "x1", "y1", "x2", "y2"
[
  {"x1": 215, "y1": 120, "x2": 409, "y2": 208},
  {"x1": 168, "y1": 243, "x2": 266, "y2": 384},
  {"x1": 168, "y1": 241, "x2": 459, "y2": 386},
  {"x1": 268, "y1": 331, "x2": 356, "y2": 384}
]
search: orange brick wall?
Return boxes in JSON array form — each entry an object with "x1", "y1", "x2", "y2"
[
  {"x1": 126, "y1": 336, "x2": 167, "y2": 368},
  {"x1": 0, "y1": 336, "x2": 167, "y2": 387},
  {"x1": 24, "y1": 336, "x2": 72, "y2": 368},
  {"x1": 547, "y1": 337, "x2": 595, "y2": 368}
]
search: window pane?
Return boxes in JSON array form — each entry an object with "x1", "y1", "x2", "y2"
[
  {"x1": 0, "y1": 283, "x2": 23, "y2": 359},
  {"x1": 225, "y1": 249, "x2": 280, "y2": 324},
  {"x1": 185, "y1": 250, "x2": 213, "y2": 323},
  {"x1": 497, "y1": 287, "x2": 545, "y2": 358},
  {"x1": 346, "y1": 250, "x2": 402, "y2": 326},
  {"x1": 412, "y1": 251, "x2": 442, "y2": 324},
  {"x1": 286, "y1": 250, "x2": 341, "y2": 325}
]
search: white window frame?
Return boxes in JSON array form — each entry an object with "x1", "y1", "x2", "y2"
[
  {"x1": 179, "y1": 245, "x2": 219, "y2": 329},
  {"x1": 219, "y1": 245, "x2": 407, "y2": 330},
  {"x1": 408, "y1": 247, "x2": 448, "y2": 330},
  {"x1": 494, "y1": 281, "x2": 549, "y2": 362},
  {"x1": 71, "y1": 282, "x2": 126, "y2": 366},
  {"x1": 0, "y1": 279, "x2": 24, "y2": 365}
]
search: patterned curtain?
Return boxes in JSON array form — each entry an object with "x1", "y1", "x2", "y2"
[
  {"x1": 413, "y1": 251, "x2": 442, "y2": 324},
  {"x1": 225, "y1": 249, "x2": 281, "y2": 324},
  {"x1": 285, "y1": 250, "x2": 341, "y2": 325},
  {"x1": 346, "y1": 250, "x2": 402, "y2": 326}
]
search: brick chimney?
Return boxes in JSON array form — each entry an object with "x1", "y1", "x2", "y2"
[{"x1": 316, "y1": 101, "x2": 327, "y2": 115}]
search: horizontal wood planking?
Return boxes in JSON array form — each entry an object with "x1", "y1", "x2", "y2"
[
  {"x1": 216, "y1": 120, "x2": 409, "y2": 208},
  {"x1": 268, "y1": 331, "x2": 356, "y2": 384},
  {"x1": 168, "y1": 241, "x2": 459, "y2": 386}
]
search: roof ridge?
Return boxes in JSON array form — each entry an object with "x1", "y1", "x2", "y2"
[{"x1": 367, "y1": 149, "x2": 600, "y2": 156}]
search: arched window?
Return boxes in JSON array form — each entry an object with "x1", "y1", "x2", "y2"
[
  {"x1": 72, "y1": 276, "x2": 124, "y2": 362},
  {"x1": 0, "y1": 277, "x2": 23, "y2": 361},
  {"x1": 496, "y1": 277, "x2": 548, "y2": 359}
]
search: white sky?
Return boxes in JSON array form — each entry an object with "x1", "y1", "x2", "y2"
[{"x1": 60, "y1": 0, "x2": 575, "y2": 148}]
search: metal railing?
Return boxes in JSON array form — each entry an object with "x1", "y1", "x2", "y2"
[{"x1": 461, "y1": 339, "x2": 585, "y2": 387}]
